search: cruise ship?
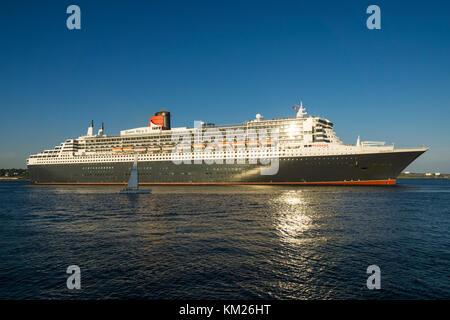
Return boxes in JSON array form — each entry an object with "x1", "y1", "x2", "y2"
[{"x1": 27, "y1": 104, "x2": 427, "y2": 185}]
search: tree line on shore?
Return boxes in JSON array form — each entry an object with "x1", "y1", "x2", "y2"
[{"x1": 0, "y1": 169, "x2": 28, "y2": 178}]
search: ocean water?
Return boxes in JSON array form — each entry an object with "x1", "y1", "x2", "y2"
[{"x1": 0, "y1": 179, "x2": 449, "y2": 300}]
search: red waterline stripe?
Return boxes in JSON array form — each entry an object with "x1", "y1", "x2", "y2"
[{"x1": 34, "y1": 179, "x2": 396, "y2": 186}]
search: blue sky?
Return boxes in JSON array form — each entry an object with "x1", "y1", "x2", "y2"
[{"x1": 0, "y1": 0, "x2": 449, "y2": 171}]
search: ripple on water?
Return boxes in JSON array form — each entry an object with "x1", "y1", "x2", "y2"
[{"x1": 0, "y1": 180, "x2": 449, "y2": 299}]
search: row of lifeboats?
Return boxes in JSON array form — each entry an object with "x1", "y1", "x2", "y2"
[
  {"x1": 112, "y1": 146, "x2": 147, "y2": 152},
  {"x1": 192, "y1": 140, "x2": 274, "y2": 147},
  {"x1": 112, "y1": 140, "x2": 276, "y2": 153}
]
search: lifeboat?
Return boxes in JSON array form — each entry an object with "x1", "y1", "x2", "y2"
[{"x1": 134, "y1": 146, "x2": 147, "y2": 152}]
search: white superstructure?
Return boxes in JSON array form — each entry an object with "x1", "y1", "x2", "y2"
[{"x1": 27, "y1": 104, "x2": 406, "y2": 167}]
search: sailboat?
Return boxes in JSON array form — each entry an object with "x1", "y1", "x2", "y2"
[{"x1": 119, "y1": 155, "x2": 152, "y2": 194}]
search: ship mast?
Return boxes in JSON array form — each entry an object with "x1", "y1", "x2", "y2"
[{"x1": 293, "y1": 101, "x2": 307, "y2": 118}]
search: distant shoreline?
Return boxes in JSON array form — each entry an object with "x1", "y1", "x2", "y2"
[
  {"x1": 0, "y1": 177, "x2": 29, "y2": 181},
  {"x1": 398, "y1": 173, "x2": 449, "y2": 179},
  {"x1": 398, "y1": 177, "x2": 449, "y2": 179}
]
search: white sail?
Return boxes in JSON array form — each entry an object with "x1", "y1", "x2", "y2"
[{"x1": 127, "y1": 156, "x2": 139, "y2": 189}]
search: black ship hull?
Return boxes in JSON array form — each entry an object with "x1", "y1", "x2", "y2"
[{"x1": 28, "y1": 150, "x2": 425, "y2": 185}]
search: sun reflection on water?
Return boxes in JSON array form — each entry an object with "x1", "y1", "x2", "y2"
[
  {"x1": 267, "y1": 190, "x2": 333, "y2": 298},
  {"x1": 272, "y1": 190, "x2": 314, "y2": 245}
]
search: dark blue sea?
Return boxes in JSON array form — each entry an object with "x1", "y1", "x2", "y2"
[{"x1": 0, "y1": 179, "x2": 449, "y2": 299}]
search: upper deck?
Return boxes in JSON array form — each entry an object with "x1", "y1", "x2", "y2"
[{"x1": 27, "y1": 104, "x2": 408, "y2": 166}]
